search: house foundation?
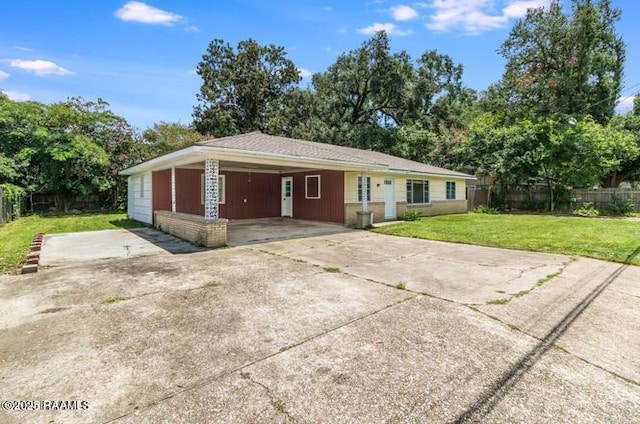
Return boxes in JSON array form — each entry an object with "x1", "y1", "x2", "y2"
[{"x1": 154, "y1": 211, "x2": 227, "y2": 248}]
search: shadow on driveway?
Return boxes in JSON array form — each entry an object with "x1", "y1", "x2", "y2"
[{"x1": 454, "y1": 245, "x2": 640, "y2": 423}]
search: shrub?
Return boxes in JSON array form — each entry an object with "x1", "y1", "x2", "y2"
[
  {"x1": 401, "y1": 210, "x2": 422, "y2": 221},
  {"x1": 572, "y1": 202, "x2": 599, "y2": 217},
  {"x1": 601, "y1": 198, "x2": 635, "y2": 216},
  {"x1": 473, "y1": 205, "x2": 499, "y2": 214},
  {"x1": 0, "y1": 183, "x2": 25, "y2": 221}
]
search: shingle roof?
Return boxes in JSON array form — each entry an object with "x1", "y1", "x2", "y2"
[{"x1": 199, "y1": 131, "x2": 472, "y2": 178}]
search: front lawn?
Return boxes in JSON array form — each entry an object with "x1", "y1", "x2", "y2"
[
  {"x1": 373, "y1": 213, "x2": 640, "y2": 266},
  {"x1": 0, "y1": 212, "x2": 142, "y2": 273}
]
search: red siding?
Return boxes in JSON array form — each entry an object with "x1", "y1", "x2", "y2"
[
  {"x1": 285, "y1": 170, "x2": 344, "y2": 223},
  {"x1": 169, "y1": 169, "x2": 280, "y2": 219},
  {"x1": 152, "y1": 170, "x2": 171, "y2": 218},
  {"x1": 175, "y1": 168, "x2": 204, "y2": 215},
  {"x1": 223, "y1": 171, "x2": 280, "y2": 219},
  {"x1": 153, "y1": 168, "x2": 343, "y2": 223}
]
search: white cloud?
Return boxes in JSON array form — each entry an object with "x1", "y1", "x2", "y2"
[
  {"x1": 425, "y1": 0, "x2": 549, "y2": 34},
  {"x1": 184, "y1": 25, "x2": 199, "y2": 32},
  {"x1": 15, "y1": 46, "x2": 34, "y2": 52},
  {"x1": 2, "y1": 90, "x2": 30, "y2": 101},
  {"x1": 616, "y1": 95, "x2": 635, "y2": 112},
  {"x1": 391, "y1": 5, "x2": 419, "y2": 21},
  {"x1": 0, "y1": 70, "x2": 9, "y2": 80},
  {"x1": 357, "y1": 22, "x2": 412, "y2": 36},
  {"x1": 115, "y1": 1, "x2": 183, "y2": 25},
  {"x1": 503, "y1": 0, "x2": 548, "y2": 18},
  {"x1": 298, "y1": 68, "x2": 313, "y2": 78},
  {"x1": 9, "y1": 59, "x2": 73, "y2": 76}
]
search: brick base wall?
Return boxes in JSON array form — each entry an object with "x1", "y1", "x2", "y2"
[
  {"x1": 344, "y1": 202, "x2": 385, "y2": 226},
  {"x1": 396, "y1": 200, "x2": 467, "y2": 217},
  {"x1": 345, "y1": 200, "x2": 467, "y2": 226},
  {"x1": 154, "y1": 211, "x2": 227, "y2": 248}
]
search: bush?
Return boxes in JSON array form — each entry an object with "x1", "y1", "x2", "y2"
[
  {"x1": 573, "y1": 202, "x2": 599, "y2": 217},
  {"x1": 601, "y1": 199, "x2": 635, "y2": 216},
  {"x1": 400, "y1": 210, "x2": 422, "y2": 221},
  {"x1": 473, "y1": 205, "x2": 500, "y2": 214},
  {"x1": 0, "y1": 183, "x2": 25, "y2": 221}
]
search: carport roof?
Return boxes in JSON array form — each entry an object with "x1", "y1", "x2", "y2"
[{"x1": 121, "y1": 131, "x2": 474, "y2": 179}]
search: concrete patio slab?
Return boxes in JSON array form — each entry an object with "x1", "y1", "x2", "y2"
[
  {"x1": 38, "y1": 228, "x2": 204, "y2": 267},
  {"x1": 226, "y1": 218, "x2": 351, "y2": 246}
]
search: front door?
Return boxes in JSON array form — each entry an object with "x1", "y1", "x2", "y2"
[
  {"x1": 384, "y1": 178, "x2": 396, "y2": 219},
  {"x1": 281, "y1": 176, "x2": 293, "y2": 217}
]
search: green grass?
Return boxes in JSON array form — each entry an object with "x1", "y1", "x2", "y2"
[
  {"x1": 373, "y1": 213, "x2": 640, "y2": 266},
  {"x1": 0, "y1": 212, "x2": 142, "y2": 273},
  {"x1": 323, "y1": 266, "x2": 341, "y2": 273},
  {"x1": 486, "y1": 298, "x2": 510, "y2": 305},
  {"x1": 103, "y1": 295, "x2": 130, "y2": 304}
]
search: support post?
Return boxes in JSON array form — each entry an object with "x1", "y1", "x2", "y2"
[
  {"x1": 361, "y1": 172, "x2": 368, "y2": 213},
  {"x1": 356, "y1": 172, "x2": 372, "y2": 229},
  {"x1": 204, "y1": 158, "x2": 219, "y2": 221},
  {"x1": 171, "y1": 166, "x2": 176, "y2": 214}
]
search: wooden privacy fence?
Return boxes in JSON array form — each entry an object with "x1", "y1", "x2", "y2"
[
  {"x1": 571, "y1": 189, "x2": 640, "y2": 211},
  {"x1": 466, "y1": 186, "x2": 640, "y2": 212},
  {"x1": 0, "y1": 187, "x2": 15, "y2": 225},
  {"x1": 466, "y1": 186, "x2": 491, "y2": 210}
]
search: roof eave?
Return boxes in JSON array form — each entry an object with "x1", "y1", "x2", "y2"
[{"x1": 386, "y1": 168, "x2": 476, "y2": 180}]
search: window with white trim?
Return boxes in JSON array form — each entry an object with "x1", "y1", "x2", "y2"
[
  {"x1": 201, "y1": 174, "x2": 226, "y2": 205},
  {"x1": 305, "y1": 175, "x2": 321, "y2": 199},
  {"x1": 406, "y1": 179, "x2": 429, "y2": 204},
  {"x1": 357, "y1": 176, "x2": 371, "y2": 202},
  {"x1": 446, "y1": 181, "x2": 456, "y2": 200}
]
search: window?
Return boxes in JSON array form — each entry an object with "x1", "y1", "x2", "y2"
[
  {"x1": 139, "y1": 175, "x2": 144, "y2": 198},
  {"x1": 406, "y1": 179, "x2": 429, "y2": 204},
  {"x1": 446, "y1": 181, "x2": 456, "y2": 200},
  {"x1": 305, "y1": 175, "x2": 321, "y2": 199},
  {"x1": 357, "y1": 176, "x2": 371, "y2": 202},
  {"x1": 201, "y1": 174, "x2": 226, "y2": 205}
]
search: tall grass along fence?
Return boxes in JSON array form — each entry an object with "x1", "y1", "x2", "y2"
[{"x1": 467, "y1": 186, "x2": 640, "y2": 212}]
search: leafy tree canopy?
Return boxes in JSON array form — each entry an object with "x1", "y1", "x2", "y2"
[
  {"x1": 193, "y1": 38, "x2": 301, "y2": 137},
  {"x1": 498, "y1": 0, "x2": 625, "y2": 124}
]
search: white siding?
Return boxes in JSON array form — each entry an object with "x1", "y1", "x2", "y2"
[
  {"x1": 344, "y1": 172, "x2": 388, "y2": 203},
  {"x1": 128, "y1": 171, "x2": 153, "y2": 224},
  {"x1": 344, "y1": 171, "x2": 467, "y2": 204}
]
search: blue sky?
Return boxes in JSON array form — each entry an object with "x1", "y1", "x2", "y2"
[{"x1": 1, "y1": 0, "x2": 638, "y2": 130}]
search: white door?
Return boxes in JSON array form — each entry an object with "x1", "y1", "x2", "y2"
[
  {"x1": 281, "y1": 177, "x2": 293, "y2": 217},
  {"x1": 384, "y1": 178, "x2": 396, "y2": 219}
]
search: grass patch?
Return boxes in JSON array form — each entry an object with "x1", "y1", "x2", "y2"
[
  {"x1": 487, "y1": 298, "x2": 510, "y2": 305},
  {"x1": 537, "y1": 271, "x2": 562, "y2": 286},
  {"x1": 103, "y1": 295, "x2": 130, "y2": 304},
  {"x1": 0, "y1": 212, "x2": 142, "y2": 274},
  {"x1": 513, "y1": 289, "x2": 531, "y2": 298},
  {"x1": 395, "y1": 281, "x2": 407, "y2": 290},
  {"x1": 373, "y1": 213, "x2": 640, "y2": 266},
  {"x1": 323, "y1": 266, "x2": 341, "y2": 273}
]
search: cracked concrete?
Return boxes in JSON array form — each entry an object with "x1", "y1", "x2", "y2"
[{"x1": 0, "y1": 228, "x2": 638, "y2": 423}]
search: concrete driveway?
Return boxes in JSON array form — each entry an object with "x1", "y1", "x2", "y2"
[{"x1": 0, "y1": 230, "x2": 638, "y2": 423}]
